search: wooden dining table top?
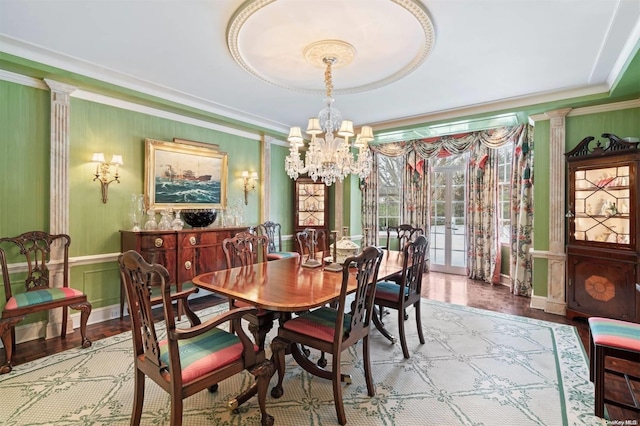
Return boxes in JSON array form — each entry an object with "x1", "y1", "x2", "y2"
[{"x1": 192, "y1": 249, "x2": 406, "y2": 312}]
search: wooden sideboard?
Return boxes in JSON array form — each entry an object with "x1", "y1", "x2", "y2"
[{"x1": 119, "y1": 226, "x2": 248, "y2": 317}]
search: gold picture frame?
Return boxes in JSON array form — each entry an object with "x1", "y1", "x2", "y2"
[{"x1": 144, "y1": 138, "x2": 228, "y2": 210}]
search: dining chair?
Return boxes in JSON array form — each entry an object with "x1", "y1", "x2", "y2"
[
  {"x1": 295, "y1": 228, "x2": 328, "y2": 256},
  {"x1": 270, "y1": 245, "x2": 384, "y2": 425},
  {"x1": 257, "y1": 221, "x2": 299, "y2": 260},
  {"x1": 384, "y1": 224, "x2": 424, "y2": 251},
  {"x1": 118, "y1": 250, "x2": 274, "y2": 426},
  {"x1": 0, "y1": 231, "x2": 92, "y2": 374},
  {"x1": 222, "y1": 231, "x2": 278, "y2": 349},
  {"x1": 588, "y1": 283, "x2": 640, "y2": 418},
  {"x1": 372, "y1": 235, "x2": 428, "y2": 359}
]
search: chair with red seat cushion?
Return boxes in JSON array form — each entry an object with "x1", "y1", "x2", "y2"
[
  {"x1": 0, "y1": 231, "x2": 92, "y2": 374},
  {"x1": 588, "y1": 312, "x2": 640, "y2": 418},
  {"x1": 119, "y1": 250, "x2": 274, "y2": 426},
  {"x1": 257, "y1": 221, "x2": 299, "y2": 260},
  {"x1": 222, "y1": 231, "x2": 278, "y2": 349},
  {"x1": 270, "y1": 245, "x2": 384, "y2": 425},
  {"x1": 372, "y1": 235, "x2": 428, "y2": 359}
]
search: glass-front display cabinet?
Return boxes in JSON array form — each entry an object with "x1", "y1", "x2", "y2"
[
  {"x1": 565, "y1": 133, "x2": 640, "y2": 322},
  {"x1": 294, "y1": 177, "x2": 329, "y2": 233}
]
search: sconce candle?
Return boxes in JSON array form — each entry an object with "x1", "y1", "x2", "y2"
[
  {"x1": 92, "y1": 152, "x2": 123, "y2": 203},
  {"x1": 241, "y1": 170, "x2": 258, "y2": 205}
]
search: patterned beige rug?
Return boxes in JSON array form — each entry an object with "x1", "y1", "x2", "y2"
[{"x1": 1, "y1": 299, "x2": 602, "y2": 425}]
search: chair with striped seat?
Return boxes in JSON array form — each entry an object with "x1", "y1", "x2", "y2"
[
  {"x1": 0, "y1": 231, "x2": 92, "y2": 374},
  {"x1": 119, "y1": 250, "x2": 274, "y2": 426},
  {"x1": 270, "y1": 245, "x2": 384, "y2": 425},
  {"x1": 588, "y1": 310, "x2": 640, "y2": 418},
  {"x1": 257, "y1": 221, "x2": 299, "y2": 260}
]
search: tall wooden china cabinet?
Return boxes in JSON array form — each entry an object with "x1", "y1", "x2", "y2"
[
  {"x1": 293, "y1": 177, "x2": 329, "y2": 234},
  {"x1": 565, "y1": 133, "x2": 640, "y2": 322}
]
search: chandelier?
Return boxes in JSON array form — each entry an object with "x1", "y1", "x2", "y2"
[{"x1": 285, "y1": 53, "x2": 374, "y2": 186}]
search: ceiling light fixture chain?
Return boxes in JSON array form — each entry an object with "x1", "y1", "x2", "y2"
[{"x1": 285, "y1": 45, "x2": 374, "y2": 186}]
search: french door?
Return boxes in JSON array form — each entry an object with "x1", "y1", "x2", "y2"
[{"x1": 430, "y1": 155, "x2": 467, "y2": 274}]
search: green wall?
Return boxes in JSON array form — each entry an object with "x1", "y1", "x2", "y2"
[
  {"x1": 0, "y1": 80, "x2": 287, "y2": 314},
  {"x1": 0, "y1": 81, "x2": 50, "y2": 236}
]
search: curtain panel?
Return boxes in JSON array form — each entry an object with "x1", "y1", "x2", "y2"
[{"x1": 364, "y1": 124, "x2": 531, "y2": 294}]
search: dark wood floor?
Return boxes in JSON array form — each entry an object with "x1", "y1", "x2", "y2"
[{"x1": 2, "y1": 272, "x2": 639, "y2": 421}]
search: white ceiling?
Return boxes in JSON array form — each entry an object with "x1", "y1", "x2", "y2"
[{"x1": 1, "y1": 0, "x2": 639, "y2": 138}]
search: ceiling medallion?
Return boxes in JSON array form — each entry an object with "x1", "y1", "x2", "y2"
[
  {"x1": 227, "y1": 0, "x2": 436, "y2": 95},
  {"x1": 303, "y1": 40, "x2": 356, "y2": 69}
]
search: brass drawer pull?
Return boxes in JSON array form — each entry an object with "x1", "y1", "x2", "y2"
[
  {"x1": 189, "y1": 236, "x2": 197, "y2": 245},
  {"x1": 154, "y1": 238, "x2": 163, "y2": 248},
  {"x1": 184, "y1": 261, "x2": 192, "y2": 270}
]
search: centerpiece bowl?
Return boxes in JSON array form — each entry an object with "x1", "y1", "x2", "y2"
[{"x1": 182, "y1": 209, "x2": 217, "y2": 228}]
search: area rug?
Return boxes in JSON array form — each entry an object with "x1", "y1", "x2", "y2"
[{"x1": 0, "y1": 299, "x2": 602, "y2": 425}]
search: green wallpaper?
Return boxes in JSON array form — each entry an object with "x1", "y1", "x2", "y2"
[
  {"x1": 0, "y1": 81, "x2": 49, "y2": 237},
  {"x1": 69, "y1": 98, "x2": 262, "y2": 256}
]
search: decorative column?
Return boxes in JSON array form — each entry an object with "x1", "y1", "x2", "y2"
[
  {"x1": 44, "y1": 79, "x2": 77, "y2": 338},
  {"x1": 543, "y1": 108, "x2": 571, "y2": 315},
  {"x1": 261, "y1": 135, "x2": 271, "y2": 223}
]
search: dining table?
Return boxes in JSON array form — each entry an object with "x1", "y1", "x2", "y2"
[{"x1": 191, "y1": 248, "x2": 407, "y2": 407}]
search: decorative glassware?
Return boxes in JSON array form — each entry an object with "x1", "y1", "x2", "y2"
[
  {"x1": 171, "y1": 209, "x2": 184, "y2": 230},
  {"x1": 144, "y1": 209, "x2": 157, "y2": 230},
  {"x1": 157, "y1": 209, "x2": 172, "y2": 230},
  {"x1": 129, "y1": 194, "x2": 144, "y2": 232}
]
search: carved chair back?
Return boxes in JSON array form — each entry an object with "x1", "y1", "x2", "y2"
[
  {"x1": 222, "y1": 231, "x2": 268, "y2": 268},
  {"x1": 385, "y1": 224, "x2": 424, "y2": 251}
]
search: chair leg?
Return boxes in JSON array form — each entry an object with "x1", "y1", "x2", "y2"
[
  {"x1": 398, "y1": 307, "x2": 410, "y2": 359},
  {"x1": 71, "y1": 301, "x2": 93, "y2": 348},
  {"x1": 170, "y1": 391, "x2": 183, "y2": 426},
  {"x1": 415, "y1": 301, "x2": 425, "y2": 345},
  {"x1": 131, "y1": 368, "x2": 145, "y2": 426},
  {"x1": 252, "y1": 360, "x2": 275, "y2": 426},
  {"x1": 0, "y1": 317, "x2": 23, "y2": 374},
  {"x1": 332, "y1": 351, "x2": 347, "y2": 425},
  {"x1": 61, "y1": 306, "x2": 68, "y2": 339},
  {"x1": 270, "y1": 337, "x2": 288, "y2": 399},
  {"x1": 363, "y1": 335, "x2": 375, "y2": 397},
  {"x1": 594, "y1": 345, "x2": 605, "y2": 418}
]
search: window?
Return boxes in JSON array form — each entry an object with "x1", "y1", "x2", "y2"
[
  {"x1": 377, "y1": 156, "x2": 403, "y2": 231},
  {"x1": 497, "y1": 143, "x2": 513, "y2": 244}
]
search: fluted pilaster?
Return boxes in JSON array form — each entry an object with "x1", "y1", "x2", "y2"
[
  {"x1": 543, "y1": 108, "x2": 571, "y2": 315},
  {"x1": 44, "y1": 79, "x2": 77, "y2": 338}
]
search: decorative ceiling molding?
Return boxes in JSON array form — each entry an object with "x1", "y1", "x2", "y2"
[{"x1": 226, "y1": 0, "x2": 435, "y2": 95}]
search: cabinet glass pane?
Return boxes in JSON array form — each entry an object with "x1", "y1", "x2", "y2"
[
  {"x1": 297, "y1": 183, "x2": 326, "y2": 227},
  {"x1": 573, "y1": 165, "x2": 630, "y2": 244}
]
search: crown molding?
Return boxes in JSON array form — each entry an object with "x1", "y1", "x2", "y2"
[{"x1": 529, "y1": 98, "x2": 640, "y2": 122}]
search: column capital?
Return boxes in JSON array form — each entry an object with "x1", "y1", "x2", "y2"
[{"x1": 44, "y1": 79, "x2": 77, "y2": 103}]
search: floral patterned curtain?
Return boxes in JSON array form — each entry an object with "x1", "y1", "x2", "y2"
[
  {"x1": 467, "y1": 143, "x2": 499, "y2": 282},
  {"x1": 361, "y1": 153, "x2": 380, "y2": 246},
  {"x1": 510, "y1": 125, "x2": 534, "y2": 296},
  {"x1": 363, "y1": 125, "x2": 530, "y2": 291}
]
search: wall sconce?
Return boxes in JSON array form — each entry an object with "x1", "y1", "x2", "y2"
[
  {"x1": 242, "y1": 170, "x2": 258, "y2": 205},
  {"x1": 92, "y1": 152, "x2": 123, "y2": 203}
]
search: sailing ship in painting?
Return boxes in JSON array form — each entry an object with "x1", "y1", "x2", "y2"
[{"x1": 155, "y1": 162, "x2": 221, "y2": 204}]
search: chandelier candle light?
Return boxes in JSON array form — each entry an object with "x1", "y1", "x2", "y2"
[{"x1": 285, "y1": 41, "x2": 373, "y2": 186}]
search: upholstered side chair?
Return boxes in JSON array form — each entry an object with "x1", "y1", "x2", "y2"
[
  {"x1": 0, "y1": 231, "x2": 91, "y2": 374},
  {"x1": 373, "y1": 235, "x2": 429, "y2": 358},
  {"x1": 270, "y1": 245, "x2": 384, "y2": 425},
  {"x1": 119, "y1": 250, "x2": 274, "y2": 426},
  {"x1": 258, "y1": 221, "x2": 299, "y2": 260}
]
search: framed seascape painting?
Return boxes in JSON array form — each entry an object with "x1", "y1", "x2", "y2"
[{"x1": 144, "y1": 138, "x2": 228, "y2": 210}]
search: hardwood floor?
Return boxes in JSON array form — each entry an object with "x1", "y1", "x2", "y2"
[{"x1": 2, "y1": 271, "x2": 638, "y2": 421}]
